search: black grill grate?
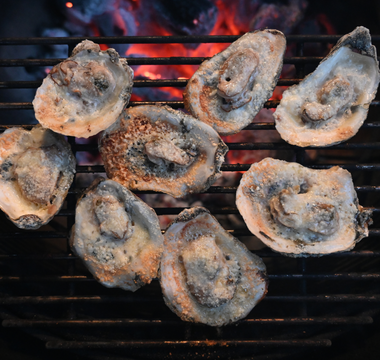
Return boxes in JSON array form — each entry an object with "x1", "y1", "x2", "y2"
[{"x1": 1, "y1": 34, "x2": 380, "y2": 360}]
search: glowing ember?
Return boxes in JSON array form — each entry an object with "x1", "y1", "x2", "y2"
[{"x1": 143, "y1": 71, "x2": 162, "y2": 79}]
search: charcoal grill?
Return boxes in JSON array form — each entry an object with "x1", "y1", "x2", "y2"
[{"x1": 1, "y1": 34, "x2": 380, "y2": 360}]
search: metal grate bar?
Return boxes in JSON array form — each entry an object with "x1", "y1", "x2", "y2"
[
  {"x1": 2, "y1": 122, "x2": 380, "y2": 131},
  {"x1": 45, "y1": 339, "x2": 332, "y2": 349},
  {"x1": 73, "y1": 164, "x2": 380, "y2": 173},
  {"x1": 1, "y1": 273, "x2": 380, "y2": 283},
  {"x1": 1, "y1": 227, "x2": 379, "y2": 239},
  {"x1": 2, "y1": 100, "x2": 380, "y2": 110},
  {"x1": 2, "y1": 250, "x2": 380, "y2": 261},
  {"x1": 35, "y1": 206, "x2": 379, "y2": 217},
  {"x1": 1, "y1": 294, "x2": 380, "y2": 304},
  {"x1": 2, "y1": 316, "x2": 373, "y2": 327},
  {"x1": 0, "y1": 78, "x2": 300, "y2": 89},
  {"x1": 0, "y1": 33, "x2": 379, "y2": 45},
  {"x1": 0, "y1": 56, "x2": 325, "y2": 67}
]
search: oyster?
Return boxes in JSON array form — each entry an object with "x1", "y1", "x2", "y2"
[
  {"x1": 274, "y1": 26, "x2": 380, "y2": 147},
  {"x1": 236, "y1": 158, "x2": 372, "y2": 257},
  {"x1": 0, "y1": 126, "x2": 76, "y2": 229},
  {"x1": 160, "y1": 207, "x2": 268, "y2": 326},
  {"x1": 33, "y1": 40, "x2": 134, "y2": 138},
  {"x1": 99, "y1": 105, "x2": 228, "y2": 198},
  {"x1": 70, "y1": 178, "x2": 164, "y2": 292},
  {"x1": 184, "y1": 29, "x2": 286, "y2": 135}
]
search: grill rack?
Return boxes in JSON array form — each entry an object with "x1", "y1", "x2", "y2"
[{"x1": 0, "y1": 34, "x2": 380, "y2": 359}]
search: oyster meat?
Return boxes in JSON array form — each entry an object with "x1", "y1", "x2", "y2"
[
  {"x1": 33, "y1": 40, "x2": 134, "y2": 138},
  {"x1": 274, "y1": 26, "x2": 380, "y2": 147},
  {"x1": 99, "y1": 105, "x2": 228, "y2": 198},
  {"x1": 0, "y1": 126, "x2": 76, "y2": 229},
  {"x1": 160, "y1": 207, "x2": 268, "y2": 326},
  {"x1": 70, "y1": 178, "x2": 164, "y2": 292},
  {"x1": 236, "y1": 158, "x2": 372, "y2": 257},
  {"x1": 184, "y1": 29, "x2": 286, "y2": 135}
]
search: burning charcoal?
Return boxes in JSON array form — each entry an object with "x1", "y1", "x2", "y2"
[
  {"x1": 57, "y1": 0, "x2": 114, "y2": 23},
  {"x1": 57, "y1": 0, "x2": 137, "y2": 53},
  {"x1": 153, "y1": 0, "x2": 218, "y2": 46},
  {"x1": 250, "y1": 0, "x2": 308, "y2": 34},
  {"x1": 25, "y1": 28, "x2": 70, "y2": 80}
]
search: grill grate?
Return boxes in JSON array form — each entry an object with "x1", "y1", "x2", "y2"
[{"x1": 1, "y1": 34, "x2": 380, "y2": 360}]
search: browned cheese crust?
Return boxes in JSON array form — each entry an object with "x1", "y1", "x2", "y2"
[{"x1": 99, "y1": 105, "x2": 228, "y2": 198}]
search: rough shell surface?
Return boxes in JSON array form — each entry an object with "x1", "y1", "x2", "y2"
[
  {"x1": 160, "y1": 206, "x2": 268, "y2": 326},
  {"x1": 0, "y1": 126, "x2": 76, "y2": 229},
  {"x1": 184, "y1": 29, "x2": 286, "y2": 135},
  {"x1": 70, "y1": 178, "x2": 164, "y2": 292},
  {"x1": 33, "y1": 40, "x2": 134, "y2": 138},
  {"x1": 274, "y1": 26, "x2": 380, "y2": 147},
  {"x1": 236, "y1": 158, "x2": 372, "y2": 257},
  {"x1": 99, "y1": 105, "x2": 228, "y2": 198}
]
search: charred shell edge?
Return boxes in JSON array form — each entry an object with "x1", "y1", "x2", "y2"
[
  {"x1": 13, "y1": 214, "x2": 43, "y2": 230},
  {"x1": 328, "y1": 26, "x2": 378, "y2": 64},
  {"x1": 119, "y1": 59, "x2": 134, "y2": 102},
  {"x1": 200, "y1": 140, "x2": 229, "y2": 192},
  {"x1": 281, "y1": 27, "x2": 380, "y2": 114},
  {"x1": 167, "y1": 206, "x2": 210, "y2": 225},
  {"x1": 70, "y1": 40, "x2": 134, "y2": 104},
  {"x1": 77, "y1": 177, "x2": 106, "y2": 205}
]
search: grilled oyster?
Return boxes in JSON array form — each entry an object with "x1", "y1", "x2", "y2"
[
  {"x1": 184, "y1": 29, "x2": 286, "y2": 135},
  {"x1": 33, "y1": 40, "x2": 133, "y2": 138},
  {"x1": 160, "y1": 207, "x2": 268, "y2": 326},
  {"x1": 0, "y1": 126, "x2": 76, "y2": 229},
  {"x1": 274, "y1": 26, "x2": 380, "y2": 147},
  {"x1": 99, "y1": 105, "x2": 228, "y2": 198},
  {"x1": 236, "y1": 158, "x2": 372, "y2": 257},
  {"x1": 70, "y1": 178, "x2": 164, "y2": 292}
]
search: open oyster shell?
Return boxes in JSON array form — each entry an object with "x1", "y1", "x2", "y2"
[
  {"x1": 160, "y1": 207, "x2": 268, "y2": 326},
  {"x1": 0, "y1": 126, "x2": 76, "y2": 229},
  {"x1": 274, "y1": 26, "x2": 380, "y2": 147},
  {"x1": 236, "y1": 158, "x2": 372, "y2": 257},
  {"x1": 184, "y1": 29, "x2": 286, "y2": 135},
  {"x1": 70, "y1": 178, "x2": 164, "y2": 292},
  {"x1": 33, "y1": 40, "x2": 134, "y2": 138},
  {"x1": 99, "y1": 105, "x2": 228, "y2": 198}
]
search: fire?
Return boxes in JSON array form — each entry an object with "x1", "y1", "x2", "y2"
[
  {"x1": 124, "y1": 0, "x2": 243, "y2": 100},
  {"x1": 142, "y1": 72, "x2": 162, "y2": 80},
  {"x1": 65, "y1": 2, "x2": 73, "y2": 8}
]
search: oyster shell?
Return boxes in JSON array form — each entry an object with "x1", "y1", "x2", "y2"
[
  {"x1": 33, "y1": 40, "x2": 134, "y2": 138},
  {"x1": 184, "y1": 29, "x2": 286, "y2": 135},
  {"x1": 236, "y1": 158, "x2": 372, "y2": 257},
  {"x1": 0, "y1": 126, "x2": 76, "y2": 229},
  {"x1": 70, "y1": 178, "x2": 164, "y2": 292},
  {"x1": 99, "y1": 105, "x2": 228, "y2": 198},
  {"x1": 274, "y1": 26, "x2": 380, "y2": 147},
  {"x1": 160, "y1": 207, "x2": 268, "y2": 326}
]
